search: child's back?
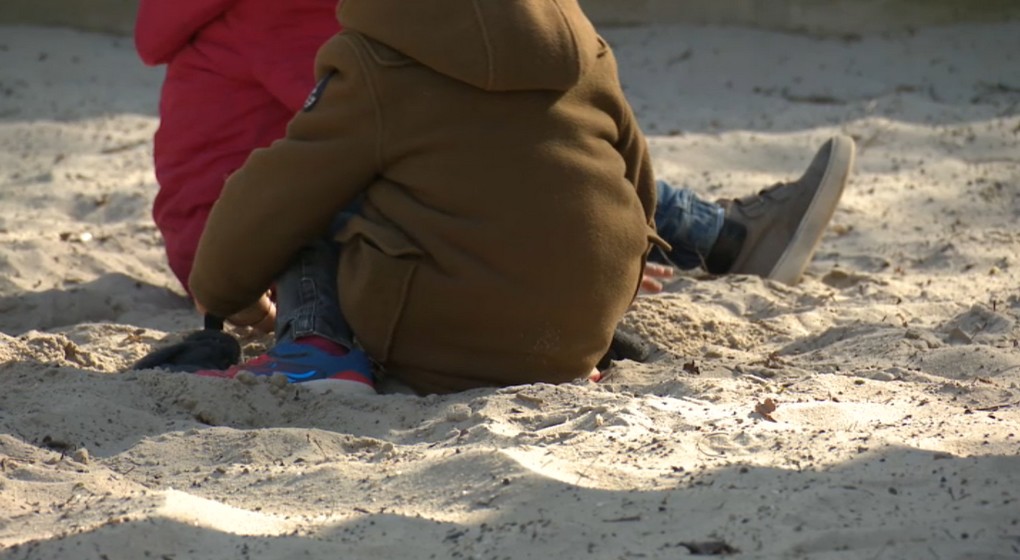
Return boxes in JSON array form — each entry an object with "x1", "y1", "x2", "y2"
[{"x1": 190, "y1": 0, "x2": 662, "y2": 394}]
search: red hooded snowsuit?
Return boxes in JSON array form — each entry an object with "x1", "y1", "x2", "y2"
[{"x1": 135, "y1": 0, "x2": 340, "y2": 290}]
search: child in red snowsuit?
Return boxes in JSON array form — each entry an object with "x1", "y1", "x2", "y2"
[{"x1": 135, "y1": 0, "x2": 340, "y2": 295}]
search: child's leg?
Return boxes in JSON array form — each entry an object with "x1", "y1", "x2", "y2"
[
  {"x1": 651, "y1": 181, "x2": 726, "y2": 269},
  {"x1": 197, "y1": 238, "x2": 375, "y2": 392},
  {"x1": 654, "y1": 136, "x2": 854, "y2": 284},
  {"x1": 197, "y1": 207, "x2": 376, "y2": 393},
  {"x1": 273, "y1": 198, "x2": 366, "y2": 345},
  {"x1": 273, "y1": 239, "x2": 354, "y2": 348}
]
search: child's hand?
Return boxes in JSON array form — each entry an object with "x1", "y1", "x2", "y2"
[
  {"x1": 640, "y1": 263, "x2": 674, "y2": 294},
  {"x1": 194, "y1": 291, "x2": 276, "y2": 334},
  {"x1": 227, "y1": 292, "x2": 276, "y2": 334}
]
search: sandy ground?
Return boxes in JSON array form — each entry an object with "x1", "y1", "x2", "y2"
[{"x1": 1, "y1": 22, "x2": 1019, "y2": 560}]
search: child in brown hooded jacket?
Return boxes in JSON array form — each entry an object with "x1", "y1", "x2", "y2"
[
  {"x1": 189, "y1": 0, "x2": 854, "y2": 394},
  {"x1": 189, "y1": 0, "x2": 661, "y2": 394}
]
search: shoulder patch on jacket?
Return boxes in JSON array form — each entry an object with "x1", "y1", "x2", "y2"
[{"x1": 303, "y1": 70, "x2": 337, "y2": 112}]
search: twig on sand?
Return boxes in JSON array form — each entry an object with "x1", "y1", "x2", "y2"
[
  {"x1": 100, "y1": 139, "x2": 148, "y2": 154},
  {"x1": 973, "y1": 400, "x2": 1020, "y2": 412}
]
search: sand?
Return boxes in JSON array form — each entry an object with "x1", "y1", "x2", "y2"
[{"x1": 1, "y1": 22, "x2": 1018, "y2": 560}]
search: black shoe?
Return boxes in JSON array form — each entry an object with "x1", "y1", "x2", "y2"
[
  {"x1": 597, "y1": 327, "x2": 661, "y2": 370},
  {"x1": 131, "y1": 316, "x2": 241, "y2": 373}
]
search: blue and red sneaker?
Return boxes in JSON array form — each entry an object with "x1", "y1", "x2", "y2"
[{"x1": 197, "y1": 338, "x2": 375, "y2": 394}]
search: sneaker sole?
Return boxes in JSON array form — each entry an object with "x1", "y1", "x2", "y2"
[
  {"x1": 767, "y1": 135, "x2": 855, "y2": 284},
  {"x1": 297, "y1": 377, "x2": 377, "y2": 395}
]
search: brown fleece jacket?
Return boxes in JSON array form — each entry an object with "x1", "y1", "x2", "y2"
[{"x1": 189, "y1": 0, "x2": 663, "y2": 394}]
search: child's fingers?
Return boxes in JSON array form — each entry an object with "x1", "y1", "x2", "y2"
[
  {"x1": 640, "y1": 275, "x2": 664, "y2": 293},
  {"x1": 643, "y1": 263, "x2": 674, "y2": 278}
]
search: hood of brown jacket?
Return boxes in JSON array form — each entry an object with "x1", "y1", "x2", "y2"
[{"x1": 338, "y1": 0, "x2": 601, "y2": 92}]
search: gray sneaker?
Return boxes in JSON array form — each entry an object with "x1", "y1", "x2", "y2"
[{"x1": 705, "y1": 135, "x2": 855, "y2": 285}]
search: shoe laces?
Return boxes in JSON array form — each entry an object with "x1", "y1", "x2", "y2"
[{"x1": 731, "y1": 181, "x2": 793, "y2": 210}]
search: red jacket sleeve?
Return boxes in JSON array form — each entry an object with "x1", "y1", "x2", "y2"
[{"x1": 134, "y1": 0, "x2": 239, "y2": 65}]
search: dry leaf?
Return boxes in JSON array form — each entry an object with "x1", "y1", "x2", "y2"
[{"x1": 754, "y1": 398, "x2": 778, "y2": 422}]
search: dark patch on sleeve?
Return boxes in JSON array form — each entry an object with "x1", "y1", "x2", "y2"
[{"x1": 303, "y1": 70, "x2": 338, "y2": 112}]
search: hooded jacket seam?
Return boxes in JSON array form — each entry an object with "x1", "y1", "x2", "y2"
[
  {"x1": 469, "y1": 0, "x2": 496, "y2": 90},
  {"x1": 361, "y1": 40, "x2": 415, "y2": 68},
  {"x1": 342, "y1": 34, "x2": 386, "y2": 170},
  {"x1": 549, "y1": 0, "x2": 582, "y2": 86}
]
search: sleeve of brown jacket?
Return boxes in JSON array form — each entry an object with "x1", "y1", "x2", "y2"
[
  {"x1": 189, "y1": 35, "x2": 381, "y2": 318},
  {"x1": 614, "y1": 100, "x2": 657, "y2": 227}
]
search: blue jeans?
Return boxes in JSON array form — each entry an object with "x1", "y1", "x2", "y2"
[
  {"x1": 274, "y1": 183, "x2": 723, "y2": 347},
  {"x1": 652, "y1": 181, "x2": 725, "y2": 269},
  {"x1": 273, "y1": 238, "x2": 355, "y2": 347},
  {"x1": 273, "y1": 204, "x2": 361, "y2": 348}
]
